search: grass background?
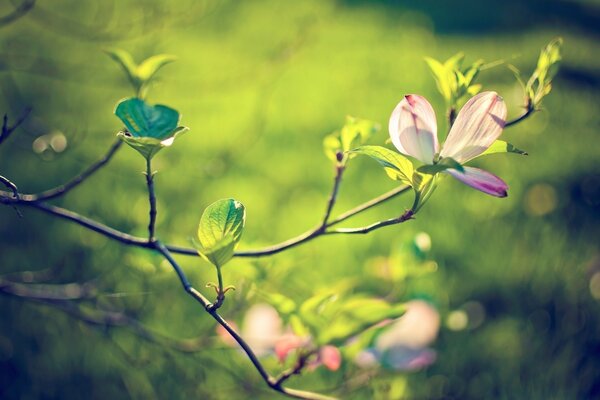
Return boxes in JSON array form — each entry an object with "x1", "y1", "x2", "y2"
[{"x1": 1, "y1": 0, "x2": 599, "y2": 398}]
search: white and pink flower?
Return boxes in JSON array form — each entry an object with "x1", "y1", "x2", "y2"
[{"x1": 389, "y1": 91, "x2": 509, "y2": 197}]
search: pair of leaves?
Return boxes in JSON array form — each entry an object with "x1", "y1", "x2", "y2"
[
  {"x1": 114, "y1": 98, "x2": 188, "y2": 160},
  {"x1": 195, "y1": 199, "x2": 246, "y2": 267},
  {"x1": 323, "y1": 116, "x2": 380, "y2": 163},
  {"x1": 105, "y1": 48, "x2": 176, "y2": 98},
  {"x1": 525, "y1": 38, "x2": 563, "y2": 108},
  {"x1": 425, "y1": 53, "x2": 483, "y2": 106}
]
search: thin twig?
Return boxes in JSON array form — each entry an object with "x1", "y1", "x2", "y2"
[
  {"x1": 326, "y1": 185, "x2": 410, "y2": 227},
  {"x1": 32, "y1": 139, "x2": 123, "y2": 201},
  {"x1": 505, "y1": 105, "x2": 535, "y2": 128},
  {"x1": 274, "y1": 350, "x2": 317, "y2": 387},
  {"x1": 0, "y1": 0, "x2": 35, "y2": 27},
  {"x1": 325, "y1": 209, "x2": 414, "y2": 235},
  {"x1": 1, "y1": 184, "x2": 412, "y2": 258},
  {"x1": 145, "y1": 157, "x2": 157, "y2": 241},
  {"x1": 320, "y1": 164, "x2": 345, "y2": 229},
  {"x1": 0, "y1": 108, "x2": 31, "y2": 145},
  {"x1": 0, "y1": 174, "x2": 19, "y2": 199}
]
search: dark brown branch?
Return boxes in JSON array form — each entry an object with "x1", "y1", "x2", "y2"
[
  {"x1": 2, "y1": 184, "x2": 411, "y2": 259},
  {"x1": 0, "y1": 0, "x2": 35, "y2": 27},
  {"x1": 34, "y1": 139, "x2": 122, "y2": 201},
  {"x1": 0, "y1": 174, "x2": 19, "y2": 199},
  {"x1": 145, "y1": 157, "x2": 157, "y2": 241},
  {"x1": 505, "y1": 104, "x2": 535, "y2": 128},
  {"x1": 19, "y1": 201, "x2": 152, "y2": 247},
  {"x1": 320, "y1": 164, "x2": 345, "y2": 229},
  {"x1": 3, "y1": 139, "x2": 123, "y2": 202}
]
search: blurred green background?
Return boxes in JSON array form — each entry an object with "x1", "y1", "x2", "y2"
[{"x1": 1, "y1": 0, "x2": 599, "y2": 398}]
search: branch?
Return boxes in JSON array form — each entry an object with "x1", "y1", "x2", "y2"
[
  {"x1": 0, "y1": 282, "x2": 209, "y2": 353},
  {"x1": 320, "y1": 164, "x2": 345, "y2": 229},
  {"x1": 2, "y1": 138, "x2": 123, "y2": 202},
  {"x1": 154, "y1": 242, "x2": 337, "y2": 400},
  {"x1": 34, "y1": 139, "x2": 123, "y2": 201},
  {"x1": 0, "y1": 0, "x2": 35, "y2": 28},
  {"x1": 325, "y1": 209, "x2": 414, "y2": 235},
  {"x1": 145, "y1": 157, "x2": 157, "y2": 241},
  {"x1": 1, "y1": 184, "x2": 411, "y2": 259},
  {"x1": 0, "y1": 174, "x2": 19, "y2": 199},
  {"x1": 505, "y1": 104, "x2": 535, "y2": 128}
]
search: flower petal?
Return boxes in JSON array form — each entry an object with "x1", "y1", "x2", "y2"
[
  {"x1": 447, "y1": 166, "x2": 508, "y2": 197},
  {"x1": 389, "y1": 94, "x2": 439, "y2": 164},
  {"x1": 319, "y1": 345, "x2": 342, "y2": 371},
  {"x1": 274, "y1": 333, "x2": 305, "y2": 363},
  {"x1": 440, "y1": 91, "x2": 507, "y2": 163}
]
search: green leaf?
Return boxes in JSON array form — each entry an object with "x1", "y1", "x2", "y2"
[
  {"x1": 479, "y1": 140, "x2": 528, "y2": 157},
  {"x1": 350, "y1": 145, "x2": 414, "y2": 186},
  {"x1": 261, "y1": 292, "x2": 297, "y2": 316},
  {"x1": 340, "y1": 116, "x2": 380, "y2": 152},
  {"x1": 527, "y1": 38, "x2": 563, "y2": 107},
  {"x1": 444, "y1": 52, "x2": 465, "y2": 70},
  {"x1": 417, "y1": 157, "x2": 464, "y2": 175},
  {"x1": 117, "y1": 126, "x2": 188, "y2": 161},
  {"x1": 323, "y1": 134, "x2": 342, "y2": 162},
  {"x1": 136, "y1": 54, "x2": 178, "y2": 82},
  {"x1": 115, "y1": 98, "x2": 180, "y2": 139},
  {"x1": 299, "y1": 292, "x2": 341, "y2": 331},
  {"x1": 195, "y1": 198, "x2": 246, "y2": 266},
  {"x1": 104, "y1": 48, "x2": 139, "y2": 89},
  {"x1": 425, "y1": 57, "x2": 452, "y2": 102},
  {"x1": 317, "y1": 297, "x2": 406, "y2": 346}
]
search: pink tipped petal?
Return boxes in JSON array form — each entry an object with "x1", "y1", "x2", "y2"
[
  {"x1": 448, "y1": 166, "x2": 508, "y2": 197},
  {"x1": 440, "y1": 92, "x2": 507, "y2": 163},
  {"x1": 389, "y1": 94, "x2": 439, "y2": 164},
  {"x1": 319, "y1": 345, "x2": 342, "y2": 371},
  {"x1": 274, "y1": 334, "x2": 305, "y2": 363}
]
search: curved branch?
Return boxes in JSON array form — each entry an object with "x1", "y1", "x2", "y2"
[
  {"x1": 505, "y1": 105, "x2": 535, "y2": 128},
  {"x1": 1, "y1": 184, "x2": 411, "y2": 258},
  {"x1": 10, "y1": 138, "x2": 123, "y2": 202},
  {"x1": 0, "y1": 0, "x2": 35, "y2": 28},
  {"x1": 154, "y1": 242, "x2": 337, "y2": 400}
]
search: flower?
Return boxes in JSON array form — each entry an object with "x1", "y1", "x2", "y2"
[
  {"x1": 389, "y1": 91, "x2": 508, "y2": 197},
  {"x1": 216, "y1": 303, "x2": 342, "y2": 371},
  {"x1": 354, "y1": 300, "x2": 440, "y2": 371}
]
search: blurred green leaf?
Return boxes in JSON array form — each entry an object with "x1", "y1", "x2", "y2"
[
  {"x1": 261, "y1": 292, "x2": 297, "y2": 316},
  {"x1": 136, "y1": 54, "x2": 178, "y2": 82},
  {"x1": 325, "y1": 117, "x2": 380, "y2": 163},
  {"x1": 526, "y1": 38, "x2": 563, "y2": 107},
  {"x1": 195, "y1": 199, "x2": 246, "y2": 266},
  {"x1": 317, "y1": 297, "x2": 406, "y2": 346},
  {"x1": 350, "y1": 145, "x2": 414, "y2": 186},
  {"x1": 105, "y1": 48, "x2": 176, "y2": 98},
  {"x1": 323, "y1": 134, "x2": 342, "y2": 162}
]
